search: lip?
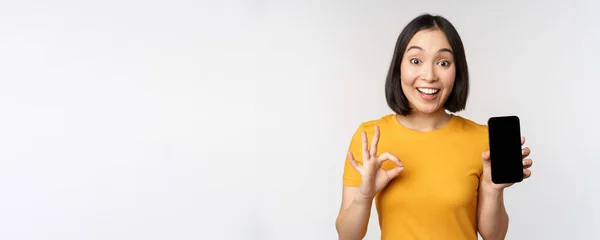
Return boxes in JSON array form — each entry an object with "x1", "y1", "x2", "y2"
[{"x1": 416, "y1": 87, "x2": 440, "y2": 101}]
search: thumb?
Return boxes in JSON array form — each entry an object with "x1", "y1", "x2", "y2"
[
  {"x1": 386, "y1": 166, "x2": 405, "y2": 179},
  {"x1": 482, "y1": 151, "x2": 491, "y2": 167}
]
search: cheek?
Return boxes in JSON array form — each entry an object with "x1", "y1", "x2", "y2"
[
  {"x1": 438, "y1": 69, "x2": 456, "y2": 90},
  {"x1": 400, "y1": 67, "x2": 419, "y2": 85}
]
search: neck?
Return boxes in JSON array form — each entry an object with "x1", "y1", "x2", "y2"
[{"x1": 396, "y1": 109, "x2": 453, "y2": 132}]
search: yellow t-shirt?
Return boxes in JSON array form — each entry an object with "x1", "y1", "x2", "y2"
[{"x1": 342, "y1": 114, "x2": 489, "y2": 240}]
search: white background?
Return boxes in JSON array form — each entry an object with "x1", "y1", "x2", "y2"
[{"x1": 0, "y1": 0, "x2": 598, "y2": 239}]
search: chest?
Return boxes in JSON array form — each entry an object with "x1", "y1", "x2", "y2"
[{"x1": 376, "y1": 139, "x2": 484, "y2": 210}]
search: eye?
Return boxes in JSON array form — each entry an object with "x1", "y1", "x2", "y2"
[
  {"x1": 410, "y1": 58, "x2": 421, "y2": 64},
  {"x1": 438, "y1": 60, "x2": 451, "y2": 67}
]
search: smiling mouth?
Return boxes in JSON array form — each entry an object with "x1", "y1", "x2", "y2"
[{"x1": 417, "y1": 87, "x2": 440, "y2": 95}]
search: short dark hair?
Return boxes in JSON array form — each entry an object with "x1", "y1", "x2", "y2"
[{"x1": 384, "y1": 13, "x2": 469, "y2": 116}]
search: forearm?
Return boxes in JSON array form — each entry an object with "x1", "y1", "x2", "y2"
[
  {"x1": 477, "y1": 187, "x2": 509, "y2": 240},
  {"x1": 335, "y1": 195, "x2": 374, "y2": 240}
]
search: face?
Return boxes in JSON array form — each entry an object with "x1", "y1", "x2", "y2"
[{"x1": 400, "y1": 28, "x2": 456, "y2": 114}]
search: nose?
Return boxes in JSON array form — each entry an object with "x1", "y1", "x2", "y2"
[{"x1": 420, "y1": 64, "x2": 438, "y2": 82}]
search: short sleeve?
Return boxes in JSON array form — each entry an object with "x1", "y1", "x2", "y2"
[{"x1": 342, "y1": 124, "x2": 366, "y2": 187}]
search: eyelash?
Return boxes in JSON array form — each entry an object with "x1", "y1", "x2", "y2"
[{"x1": 409, "y1": 58, "x2": 451, "y2": 67}]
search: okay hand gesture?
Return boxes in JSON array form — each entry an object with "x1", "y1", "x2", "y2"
[{"x1": 348, "y1": 126, "x2": 405, "y2": 200}]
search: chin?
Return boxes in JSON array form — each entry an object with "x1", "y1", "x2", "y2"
[{"x1": 413, "y1": 105, "x2": 443, "y2": 114}]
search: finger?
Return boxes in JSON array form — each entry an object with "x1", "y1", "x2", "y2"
[
  {"x1": 348, "y1": 151, "x2": 362, "y2": 173},
  {"x1": 369, "y1": 126, "x2": 380, "y2": 158},
  {"x1": 523, "y1": 169, "x2": 532, "y2": 179},
  {"x1": 361, "y1": 131, "x2": 369, "y2": 162},
  {"x1": 522, "y1": 147, "x2": 531, "y2": 159},
  {"x1": 377, "y1": 152, "x2": 404, "y2": 167},
  {"x1": 523, "y1": 158, "x2": 533, "y2": 169},
  {"x1": 521, "y1": 136, "x2": 526, "y2": 145}
]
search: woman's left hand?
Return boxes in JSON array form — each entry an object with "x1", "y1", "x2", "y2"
[{"x1": 481, "y1": 136, "x2": 533, "y2": 191}]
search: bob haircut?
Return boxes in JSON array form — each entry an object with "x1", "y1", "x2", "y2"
[{"x1": 384, "y1": 13, "x2": 469, "y2": 116}]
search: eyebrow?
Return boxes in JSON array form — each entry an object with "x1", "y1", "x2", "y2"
[{"x1": 406, "y1": 46, "x2": 454, "y2": 55}]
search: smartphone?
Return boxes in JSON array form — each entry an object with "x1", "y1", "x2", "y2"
[{"x1": 487, "y1": 116, "x2": 524, "y2": 184}]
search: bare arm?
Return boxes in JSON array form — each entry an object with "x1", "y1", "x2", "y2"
[
  {"x1": 335, "y1": 186, "x2": 374, "y2": 240},
  {"x1": 477, "y1": 185, "x2": 509, "y2": 240},
  {"x1": 477, "y1": 137, "x2": 534, "y2": 240},
  {"x1": 336, "y1": 126, "x2": 404, "y2": 240}
]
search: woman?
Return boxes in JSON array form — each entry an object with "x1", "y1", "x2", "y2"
[{"x1": 335, "y1": 14, "x2": 534, "y2": 240}]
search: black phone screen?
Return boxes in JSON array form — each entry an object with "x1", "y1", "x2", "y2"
[{"x1": 487, "y1": 116, "x2": 524, "y2": 184}]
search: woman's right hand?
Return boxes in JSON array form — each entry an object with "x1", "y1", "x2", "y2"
[{"x1": 347, "y1": 125, "x2": 404, "y2": 200}]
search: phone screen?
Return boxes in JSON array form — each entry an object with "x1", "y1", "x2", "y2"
[{"x1": 487, "y1": 116, "x2": 524, "y2": 184}]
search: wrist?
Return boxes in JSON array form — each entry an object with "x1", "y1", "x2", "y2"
[
  {"x1": 481, "y1": 184, "x2": 504, "y2": 198},
  {"x1": 353, "y1": 192, "x2": 375, "y2": 204}
]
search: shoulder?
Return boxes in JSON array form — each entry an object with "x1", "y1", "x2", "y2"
[
  {"x1": 452, "y1": 115, "x2": 489, "y2": 148},
  {"x1": 346, "y1": 114, "x2": 397, "y2": 143},
  {"x1": 453, "y1": 115, "x2": 488, "y2": 133},
  {"x1": 354, "y1": 114, "x2": 397, "y2": 132}
]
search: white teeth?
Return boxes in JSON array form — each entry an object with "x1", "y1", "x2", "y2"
[{"x1": 417, "y1": 88, "x2": 439, "y2": 95}]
